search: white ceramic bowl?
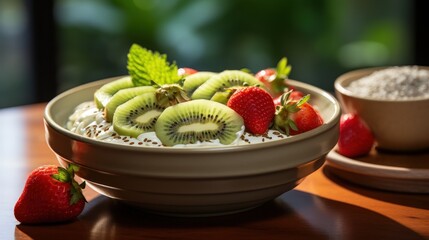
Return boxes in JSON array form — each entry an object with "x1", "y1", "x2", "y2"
[
  {"x1": 44, "y1": 77, "x2": 341, "y2": 216},
  {"x1": 335, "y1": 67, "x2": 429, "y2": 152}
]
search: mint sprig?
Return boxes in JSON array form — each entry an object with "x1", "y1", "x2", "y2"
[{"x1": 127, "y1": 44, "x2": 181, "y2": 87}]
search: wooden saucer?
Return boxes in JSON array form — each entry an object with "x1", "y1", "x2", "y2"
[{"x1": 326, "y1": 146, "x2": 429, "y2": 193}]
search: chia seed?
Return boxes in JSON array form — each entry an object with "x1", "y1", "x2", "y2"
[{"x1": 346, "y1": 66, "x2": 429, "y2": 100}]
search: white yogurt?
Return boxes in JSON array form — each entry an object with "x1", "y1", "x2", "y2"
[{"x1": 66, "y1": 101, "x2": 289, "y2": 147}]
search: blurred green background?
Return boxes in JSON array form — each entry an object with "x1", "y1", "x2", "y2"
[{"x1": 0, "y1": 0, "x2": 416, "y2": 108}]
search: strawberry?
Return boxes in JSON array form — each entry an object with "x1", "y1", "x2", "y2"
[
  {"x1": 274, "y1": 91, "x2": 323, "y2": 135},
  {"x1": 178, "y1": 67, "x2": 198, "y2": 77},
  {"x1": 254, "y1": 57, "x2": 292, "y2": 97},
  {"x1": 255, "y1": 68, "x2": 276, "y2": 83},
  {"x1": 337, "y1": 113, "x2": 375, "y2": 158},
  {"x1": 227, "y1": 86, "x2": 275, "y2": 135},
  {"x1": 14, "y1": 164, "x2": 86, "y2": 224}
]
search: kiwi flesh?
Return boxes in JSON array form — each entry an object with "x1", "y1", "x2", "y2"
[
  {"x1": 182, "y1": 71, "x2": 216, "y2": 96},
  {"x1": 155, "y1": 99, "x2": 244, "y2": 146},
  {"x1": 105, "y1": 86, "x2": 156, "y2": 122},
  {"x1": 94, "y1": 76, "x2": 135, "y2": 109},
  {"x1": 113, "y1": 92, "x2": 166, "y2": 138},
  {"x1": 191, "y1": 70, "x2": 263, "y2": 100}
]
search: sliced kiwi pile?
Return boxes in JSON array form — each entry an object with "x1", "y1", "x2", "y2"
[{"x1": 91, "y1": 69, "x2": 264, "y2": 146}]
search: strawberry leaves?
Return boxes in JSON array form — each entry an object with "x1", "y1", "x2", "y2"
[
  {"x1": 276, "y1": 57, "x2": 292, "y2": 79},
  {"x1": 51, "y1": 166, "x2": 70, "y2": 182},
  {"x1": 274, "y1": 91, "x2": 311, "y2": 136},
  {"x1": 255, "y1": 57, "x2": 292, "y2": 97},
  {"x1": 51, "y1": 164, "x2": 87, "y2": 205}
]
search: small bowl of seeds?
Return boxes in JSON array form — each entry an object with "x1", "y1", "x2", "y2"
[{"x1": 335, "y1": 66, "x2": 429, "y2": 152}]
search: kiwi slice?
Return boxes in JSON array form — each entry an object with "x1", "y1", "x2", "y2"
[
  {"x1": 155, "y1": 99, "x2": 244, "y2": 146},
  {"x1": 105, "y1": 86, "x2": 156, "y2": 122},
  {"x1": 94, "y1": 76, "x2": 135, "y2": 109},
  {"x1": 113, "y1": 92, "x2": 166, "y2": 138},
  {"x1": 182, "y1": 71, "x2": 216, "y2": 96},
  {"x1": 191, "y1": 70, "x2": 263, "y2": 100}
]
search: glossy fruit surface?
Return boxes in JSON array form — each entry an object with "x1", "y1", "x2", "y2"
[
  {"x1": 254, "y1": 58, "x2": 292, "y2": 97},
  {"x1": 289, "y1": 102, "x2": 324, "y2": 135},
  {"x1": 227, "y1": 86, "x2": 275, "y2": 135},
  {"x1": 274, "y1": 92, "x2": 323, "y2": 136},
  {"x1": 14, "y1": 165, "x2": 86, "y2": 224},
  {"x1": 337, "y1": 113, "x2": 375, "y2": 158},
  {"x1": 178, "y1": 67, "x2": 198, "y2": 77}
]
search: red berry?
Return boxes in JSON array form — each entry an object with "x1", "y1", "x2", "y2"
[
  {"x1": 227, "y1": 87, "x2": 275, "y2": 135},
  {"x1": 14, "y1": 165, "x2": 86, "y2": 224},
  {"x1": 254, "y1": 57, "x2": 292, "y2": 97},
  {"x1": 255, "y1": 68, "x2": 276, "y2": 83},
  {"x1": 289, "y1": 102, "x2": 323, "y2": 135},
  {"x1": 178, "y1": 67, "x2": 198, "y2": 77},
  {"x1": 274, "y1": 92, "x2": 323, "y2": 136},
  {"x1": 337, "y1": 113, "x2": 375, "y2": 158},
  {"x1": 254, "y1": 68, "x2": 284, "y2": 97}
]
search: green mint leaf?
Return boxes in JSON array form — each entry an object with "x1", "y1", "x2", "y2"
[{"x1": 127, "y1": 44, "x2": 181, "y2": 87}]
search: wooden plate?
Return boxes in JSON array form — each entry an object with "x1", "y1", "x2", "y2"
[{"x1": 326, "y1": 146, "x2": 429, "y2": 193}]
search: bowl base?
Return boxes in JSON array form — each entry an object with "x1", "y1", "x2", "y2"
[
  {"x1": 123, "y1": 201, "x2": 266, "y2": 217},
  {"x1": 84, "y1": 180, "x2": 299, "y2": 217}
]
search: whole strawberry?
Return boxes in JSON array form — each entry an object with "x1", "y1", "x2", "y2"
[
  {"x1": 227, "y1": 86, "x2": 275, "y2": 135},
  {"x1": 274, "y1": 91, "x2": 323, "y2": 135},
  {"x1": 337, "y1": 113, "x2": 375, "y2": 158},
  {"x1": 14, "y1": 164, "x2": 86, "y2": 224},
  {"x1": 254, "y1": 57, "x2": 292, "y2": 97}
]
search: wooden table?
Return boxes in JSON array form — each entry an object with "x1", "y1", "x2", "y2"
[{"x1": 1, "y1": 104, "x2": 428, "y2": 240}]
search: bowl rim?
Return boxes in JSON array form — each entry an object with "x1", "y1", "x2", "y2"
[
  {"x1": 44, "y1": 77, "x2": 341, "y2": 153},
  {"x1": 335, "y1": 66, "x2": 429, "y2": 103}
]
